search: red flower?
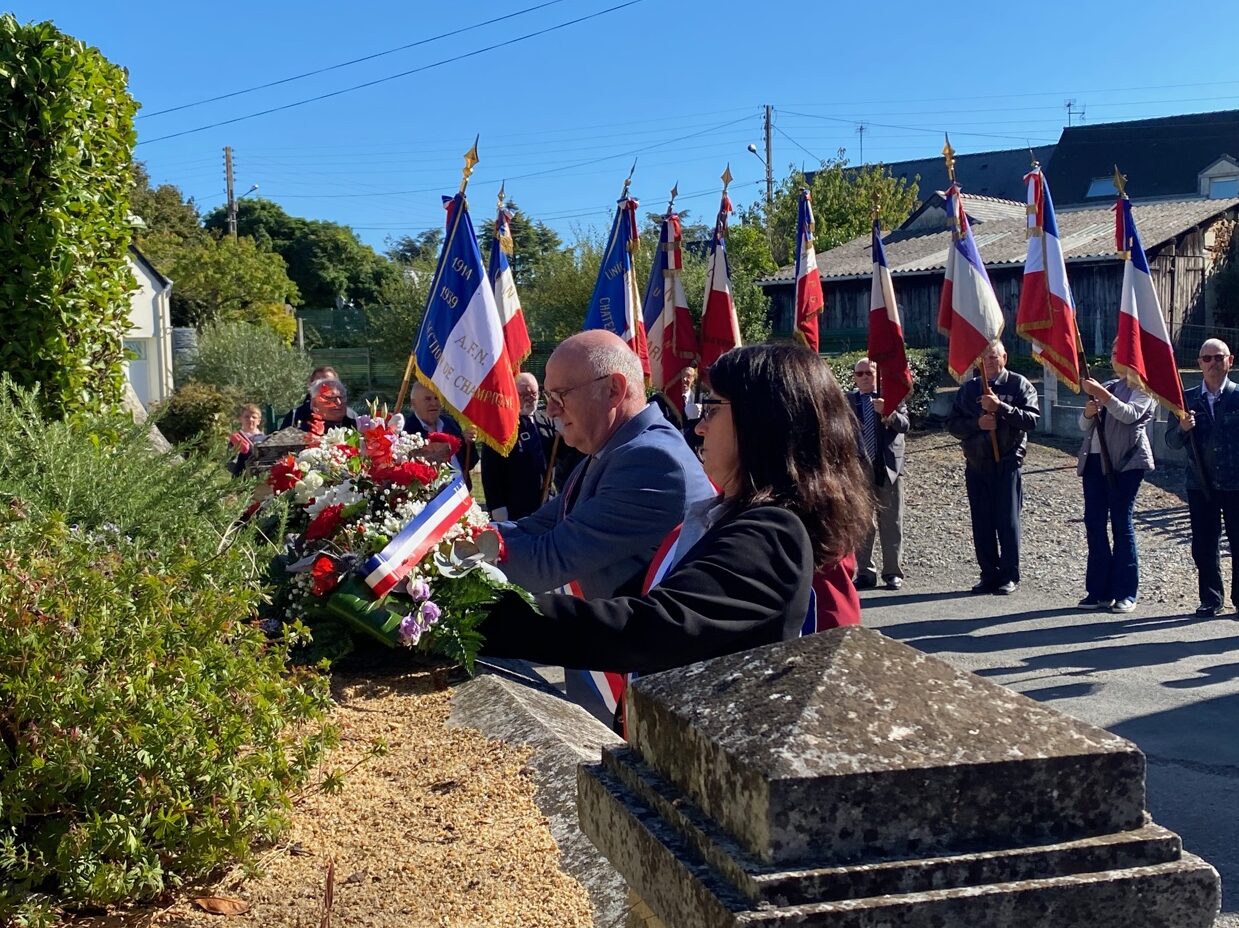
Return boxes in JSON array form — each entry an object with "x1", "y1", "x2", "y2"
[
  {"x1": 335, "y1": 443, "x2": 359, "y2": 459},
  {"x1": 372, "y1": 460, "x2": 437, "y2": 488},
  {"x1": 427, "y1": 431, "x2": 462, "y2": 456},
  {"x1": 308, "y1": 413, "x2": 325, "y2": 438},
  {"x1": 309, "y1": 555, "x2": 342, "y2": 597},
  {"x1": 268, "y1": 455, "x2": 302, "y2": 493},
  {"x1": 363, "y1": 425, "x2": 394, "y2": 468},
  {"x1": 305, "y1": 504, "x2": 345, "y2": 541}
]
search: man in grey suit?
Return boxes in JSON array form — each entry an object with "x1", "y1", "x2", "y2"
[
  {"x1": 493, "y1": 329, "x2": 715, "y2": 600},
  {"x1": 849, "y1": 357, "x2": 909, "y2": 591},
  {"x1": 1166, "y1": 338, "x2": 1239, "y2": 617}
]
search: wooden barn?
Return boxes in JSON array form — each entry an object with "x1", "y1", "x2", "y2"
[{"x1": 759, "y1": 193, "x2": 1238, "y2": 360}]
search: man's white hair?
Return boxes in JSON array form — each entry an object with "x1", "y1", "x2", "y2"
[
  {"x1": 1201, "y1": 338, "x2": 1232, "y2": 357},
  {"x1": 309, "y1": 376, "x2": 347, "y2": 401},
  {"x1": 582, "y1": 341, "x2": 645, "y2": 399}
]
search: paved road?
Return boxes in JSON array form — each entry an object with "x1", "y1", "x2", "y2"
[{"x1": 861, "y1": 583, "x2": 1239, "y2": 922}]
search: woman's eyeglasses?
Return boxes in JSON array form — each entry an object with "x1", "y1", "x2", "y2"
[{"x1": 698, "y1": 398, "x2": 731, "y2": 421}]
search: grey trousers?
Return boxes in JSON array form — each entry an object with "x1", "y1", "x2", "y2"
[{"x1": 856, "y1": 474, "x2": 904, "y2": 582}]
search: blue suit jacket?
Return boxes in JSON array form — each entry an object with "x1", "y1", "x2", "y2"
[{"x1": 495, "y1": 403, "x2": 715, "y2": 598}]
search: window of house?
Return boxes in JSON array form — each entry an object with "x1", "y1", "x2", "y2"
[
  {"x1": 1209, "y1": 176, "x2": 1239, "y2": 198},
  {"x1": 1086, "y1": 177, "x2": 1116, "y2": 198}
]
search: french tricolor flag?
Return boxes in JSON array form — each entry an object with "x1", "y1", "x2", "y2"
[
  {"x1": 699, "y1": 186, "x2": 741, "y2": 382},
  {"x1": 487, "y1": 197, "x2": 532, "y2": 373},
  {"x1": 793, "y1": 187, "x2": 825, "y2": 351},
  {"x1": 360, "y1": 477, "x2": 473, "y2": 598},
  {"x1": 585, "y1": 194, "x2": 649, "y2": 377},
  {"x1": 414, "y1": 191, "x2": 519, "y2": 454},
  {"x1": 642, "y1": 208, "x2": 698, "y2": 403},
  {"x1": 936, "y1": 182, "x2": 1005, "y2": 382},
  {"x1": 1113, "y1": 197, "x2": 1186, "y2": 416},
  {"x1": 868, "y1": 221, "x2": 913, "y2": 411},
  {"x1": 1016, "y1": 165, "x2": 1082, "y2": 391}
]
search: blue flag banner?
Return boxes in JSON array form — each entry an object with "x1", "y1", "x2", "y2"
[{"x1": 584, "y1": 195, "x2": 648, "y2": 374}]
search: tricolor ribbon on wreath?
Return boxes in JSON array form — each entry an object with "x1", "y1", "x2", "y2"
[{"x1": 360, "y1": 476, "x2": 473, "y2": 597}]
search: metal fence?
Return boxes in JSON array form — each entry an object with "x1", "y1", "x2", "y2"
[{"x1": 1173, "y1": 323, "x2": 1239, "y2": 363}]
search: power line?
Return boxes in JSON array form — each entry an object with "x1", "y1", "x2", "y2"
[
  {"x1": 773, "y1": 125, "x2": 823, "y2": 166},
  {"x1": 137, "y1": 0, "x2": 646, "y2": 146},
  {"x1": 139, "y1": 0, "x2": 571, "y2": 119}
]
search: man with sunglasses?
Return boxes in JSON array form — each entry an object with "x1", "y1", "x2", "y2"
[
  {"x1": 492, "y1": 330, "x2": 713, "y2": 602},
  {"x1": 1167, "y1": 338, "x2": 1239, "y2": 617},
  {"x1": 848, "y1": 357, "x2": 909, "y2": 591}
]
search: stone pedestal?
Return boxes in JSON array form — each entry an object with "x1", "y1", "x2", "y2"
[{"x1": 577, "y1": 627, "x2": 1220, "y2": 927}]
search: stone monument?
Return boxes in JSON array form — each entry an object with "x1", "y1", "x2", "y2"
[{"x1": 578, "y1": 627, "x2": 1220, "y2": 927}]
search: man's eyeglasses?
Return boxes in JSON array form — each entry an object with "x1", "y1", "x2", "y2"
[
  {"x1": 854, "y1": 371, "x2": 875, "y2": 378},
  {"x1": 545, "y1": 374, "x2": 609, "y2": 408},
  {"x1": 1199, "y1": 354, "x2": 1229, "y2": 363},
  {"x1": 698, "y1": 398, "x2": 731, "y2": 421}
]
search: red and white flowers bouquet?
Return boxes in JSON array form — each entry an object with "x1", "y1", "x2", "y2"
[{"x1": 259, "y1": 411, "x2": 516, "y2": 669}]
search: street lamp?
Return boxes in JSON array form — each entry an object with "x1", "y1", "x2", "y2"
[
  {"x1": 747, "y1": 143, "x2": 774, "y2": 250},
  {"x1": 228, "y1": 184, "x2": 259, "y2": 239}
]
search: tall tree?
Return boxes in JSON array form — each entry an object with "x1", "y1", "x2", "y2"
[
  {"x1": 204, "y1": 198, "x2": 397, "y2": 308},
  {"x1": 130, "y1": 162, "x2": 203, "y2": 245},
  {"x1": 386, "y1": 228, "x2": 443, "y2": 264},
  {"x1": 476, "y1": 200, "x2": 562, "y2": 285},
  {"x1": 0, "y1": 15, "x2": 137, "y2": 416},
  {"x1": 766, "y1": 152, "x2": 920, "y2": 266}
]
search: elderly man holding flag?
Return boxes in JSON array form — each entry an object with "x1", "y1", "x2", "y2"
[{"x1": 939, "y1": 141, "x2": 1039, "y2": 596}]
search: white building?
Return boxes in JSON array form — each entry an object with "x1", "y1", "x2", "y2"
[{"x1": 124, "y1": 245, "x2": 174, "y2": 410}]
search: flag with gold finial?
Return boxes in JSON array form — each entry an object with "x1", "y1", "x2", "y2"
[
  {"x1": 642, "y1": 184, "x2": 699, "y2": 409},
  {"x1": 793, "y1": 186, "x2": 825, "y2": 351},
  {"x1": 1015, "y1": 163, "x2": 1082, "y2": 391},
  {"x1": 487, "y1": 183, "x2": 532, "y2": 373},
  {"x1": 411, "y1": 139, "x2": 519, "y2": 453},
  {"x1": 936, "y1": 137, "x2": 1005, "y2": 382},
  {"x1": 699, "y1": 165, "x2": 741, "y2": 382},
  {"x1": 584, "y1": 164, "x2": 649, "y2": 376},
  {"x1": 1112, "y1": 168, "x2": 1186, "y2": 417}
]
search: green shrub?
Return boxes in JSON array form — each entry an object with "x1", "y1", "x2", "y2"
[
  {"x1": 152, "y1": 381, "x2": 243, "y2": 451},
  {"x1": 0, "y1": 16, "x2": 138, "y2": 417},
  {"x1": 826, "y1": 348, "x2": 947, "y2": 423},
  {"x1": 190, "y1": 321, "x2": 310, "y2": 410},
  {"x1": 0, "y1": 383, "x2": 333, "y2": 923}
]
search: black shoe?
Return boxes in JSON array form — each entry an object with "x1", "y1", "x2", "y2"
[
  {"x1": 993, "y1": 581, "x2": 1018, "y2": 595},
  {"x1": 1196, "y1": 603, "x2": 1224, "y2": 617},
  {"x1": 884, "y1": 576, "x2": 904, "y2": 591},
  {"x1": 970, "y1": 581, "x2": 995, "y2": 595},
  {"x1": 1077, "y1": 596, "x2": 1113, "y2": 610},
  {"x1": 854, "y1": 577, "x2": 878, "y2": 590}
]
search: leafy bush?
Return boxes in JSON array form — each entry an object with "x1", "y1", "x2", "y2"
[
  {"x1": 152, "y1": 381, "x2": 243, "y2": 451},
  {"x1": 0, "y1": 383, "x2": 333, "y2": 923},
  {"x1": 190, "y1": 321, "x2": 311, "y2": 411},
  {"x1": 826, "y1": 348, "x2": 947, "y2": 423},
  {"x1": 0, "y1": 16, "x2": 138, "y2": 417}
]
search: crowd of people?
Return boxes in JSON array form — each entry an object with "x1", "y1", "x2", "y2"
[{"x1": 230, "y1": 334, "x2": 1238, "y2": 724}]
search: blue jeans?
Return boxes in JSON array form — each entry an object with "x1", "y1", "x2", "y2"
[{"x1": 1082, "y1": 455, "x2": 1144, "y2": 602}]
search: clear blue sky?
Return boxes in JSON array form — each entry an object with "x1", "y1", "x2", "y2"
[{"x1": 14, "y1": 0, "x2": 1239, "y2": 250}]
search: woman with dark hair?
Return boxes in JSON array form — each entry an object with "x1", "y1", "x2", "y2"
[{"x1": 477, "y1": 343, "x2": 874, "y2": 675}]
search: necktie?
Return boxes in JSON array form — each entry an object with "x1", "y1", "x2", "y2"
[{"x1": 862, "y1": 395, "x2": 877, "y2": 462}]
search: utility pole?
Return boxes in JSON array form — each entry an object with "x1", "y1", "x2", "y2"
[
  {"x1": 224, "y1": 145, "x2": 237, "y2": 240},
  {"x1": 857, "y1": 123, "x2": 866, "y2": 166},
  {"x1": 763, "y1": 105, "x2": 774, "y2": 217}
]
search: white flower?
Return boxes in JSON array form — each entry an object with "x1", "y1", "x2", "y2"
[
  {"x1": 293, "y1": 471, "x2": 325, "y2": 504},
  {"x1": 305, "y1": 479, "x2": 365, "y2": 517}
]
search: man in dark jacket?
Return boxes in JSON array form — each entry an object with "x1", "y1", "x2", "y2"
[
  {"x1": 480, "y1": 372, "x2": 558, "y2": 521},
  {"x1": 947, "y1": 341, "x2": 1040, "y2": 595},
  {"x1": 404, "y1": 382, "x2": 472, "y2": 489},
  {"x1": 849, "y1": 357, "x2": 909, "y2": 590},
  {"x1": 1166, "y1": 338, "x2": 1239, "y2": 617}
]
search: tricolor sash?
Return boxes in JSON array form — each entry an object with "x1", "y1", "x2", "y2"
[{"x1": 360, "y1": 477, "x2": 472, "y2": 597}]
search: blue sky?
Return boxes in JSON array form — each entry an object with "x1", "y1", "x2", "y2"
[{"x1": 14, "y1": 0, "x2": 1239, "y2": 250}]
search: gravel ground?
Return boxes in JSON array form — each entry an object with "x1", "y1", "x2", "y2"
[{"x1": 900, "y1": 430, "x2": 1203, "y2": 610}]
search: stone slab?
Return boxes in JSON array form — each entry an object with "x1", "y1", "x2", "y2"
[
  {"x1": 601, "y1": 744, "x2": 1181, "y2": 907},
  {"x1": 627, "y1": 627, "x2": 1145, "y2": 866},
  {"x1": 579, "y1": 760, "x2": 1221, "y2": 928},
  {"x1": 449, "y1": 661, "x2": 625, "y2": 928}
]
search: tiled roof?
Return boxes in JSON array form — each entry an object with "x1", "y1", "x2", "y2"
[
  {"x1": 760, "y1": 197, "x2": 1239, "y2": 284},
  {"x1": 1047, "y1": 110, "x2": 1239, "y2": 204}
]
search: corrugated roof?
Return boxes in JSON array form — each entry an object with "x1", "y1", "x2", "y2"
[{"x1": 760, "y1": 197, "x2": 1239, "y2": 284}]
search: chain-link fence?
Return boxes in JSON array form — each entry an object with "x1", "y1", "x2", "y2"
[{"x1": 1173, "y1": 323, "x2": 1239, "y2": 363}]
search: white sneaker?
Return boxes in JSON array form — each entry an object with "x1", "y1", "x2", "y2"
[{"x1": 1111, "y1": 598, "x2": 1137, "y2": 614}]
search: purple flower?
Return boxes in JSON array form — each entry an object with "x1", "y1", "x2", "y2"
[
  {"x1": 398, "y1": 613, "x2": 423, "y2": 646},
  {"x1": 421, "y1": 601, "x2": 442, "y2": 626},
  {"x1": 406, "y1": 578, "x2": 431, "y2": 602}
]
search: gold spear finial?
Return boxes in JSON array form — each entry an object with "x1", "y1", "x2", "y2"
[
  {"x1": 721, "y1": 163, "x2": 733, "y2": 191},
  {"x1": 620, "y1": 159, "x2": 637, "y2": 199},
  {"x1": 942, "y1": 134, "x2": 957, "y2": 185},
  {"x1": 460, "y1": 135, "x2": 480, "y2": 194},
  {"x1": 667, "y1": 182, "x2": 679, "y2": 213},
  {"x1": 497, "y1": 180, "x2": 506, "y2": 211},
  {"x1": 1113, "y1": 164, "x2": 1128, "y2": 199}
]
